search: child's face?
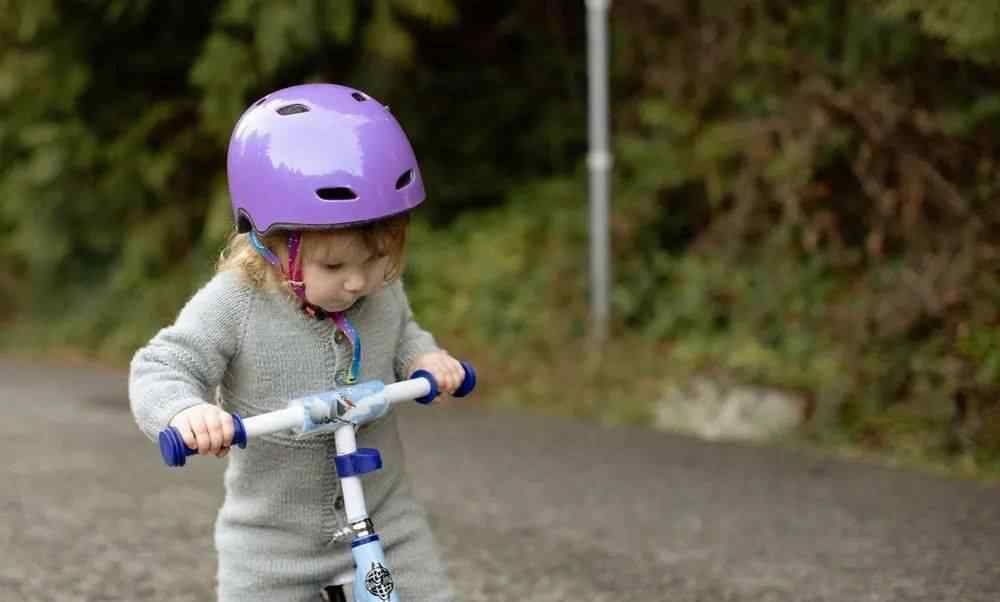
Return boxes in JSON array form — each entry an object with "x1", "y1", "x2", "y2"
[{"x1": 300, "y1": 232, "x2": 389, "y2": 313}]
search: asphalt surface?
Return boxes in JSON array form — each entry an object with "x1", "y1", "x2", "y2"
[{"x1": 1, "y1": 358, "x2": 998, "y2": 601}]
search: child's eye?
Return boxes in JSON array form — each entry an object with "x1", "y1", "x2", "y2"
[{"x1": 325, "y1": 263, "x2": 343, "y2": 271}]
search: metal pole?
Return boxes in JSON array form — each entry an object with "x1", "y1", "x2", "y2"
[{"x1": 586, "y1": 0, "x2": 611, "y2": 340}]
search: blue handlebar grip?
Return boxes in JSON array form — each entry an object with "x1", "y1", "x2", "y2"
[
  {"x1": 411, "y1": 361, "x2": 477, "y2": 404},
  {"x1": 411, "y1": 369, "x2": 439, "y2": 404},
  {"x1": 454, "y1": 361, "x2": 477, "y2": 397},
  {"x1": 158, "y1": 414, "x2": 247, "y2": 467}
]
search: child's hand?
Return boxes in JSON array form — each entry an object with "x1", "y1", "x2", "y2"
[
  {"x1": 169, "y1": 403, "x2": 235, "y2": 458},
  {"x1": 411, "y1": 350, "x2": 466, "y2": 396}
]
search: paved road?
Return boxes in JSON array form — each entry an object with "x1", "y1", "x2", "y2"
[{"x1": 1, "y1": 358, "x2": 998, "y2": 601}]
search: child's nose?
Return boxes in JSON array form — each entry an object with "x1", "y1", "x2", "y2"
[{"x1": 344, "y1": 270, "x2": 366, "y2": 292}]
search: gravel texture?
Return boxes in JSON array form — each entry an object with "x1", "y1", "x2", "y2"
[{"x1": 2, "y1": 359, "x2": 998, "y2": 601}]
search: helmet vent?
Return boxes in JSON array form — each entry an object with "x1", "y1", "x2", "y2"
[
  {"x1": 276, "y1": 103, "x2": 310, "y2": 116},
  {"x1": 395, "y1": 169, "x2": 414, "y2": 190},
  {"x1": 351, "y1": 92, "x2": 367, "y2": 102},
  {"x1": 317, "y1": 187, "x2": 358, "y2": 201}
]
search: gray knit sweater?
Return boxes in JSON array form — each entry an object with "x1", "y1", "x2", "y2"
[{"x1": 129, "y1": 270, "x2": 455, "y2": 602}]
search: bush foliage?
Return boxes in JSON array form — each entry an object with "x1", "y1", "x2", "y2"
[{"x1": 2, "y1": 1, "x2": 999, "y2": 472}]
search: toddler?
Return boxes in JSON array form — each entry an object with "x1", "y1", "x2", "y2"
[{"x1": 129, "y1": 83, "x2": 462, "y2": 601}]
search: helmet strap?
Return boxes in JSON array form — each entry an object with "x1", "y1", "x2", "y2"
[
  {"x1": 248, "y1": 230, "x2": 307, "y2": 301},
  {"x1": 286, "y1": 231, "x2": 306, "y2": 299},
  {"x1": 248, "y1": 230, "x2": 281, "y2": 267}
]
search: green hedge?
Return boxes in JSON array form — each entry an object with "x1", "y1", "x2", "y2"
[{"x1": 3, "y1": 1, "x2": 999, "y2": 474}]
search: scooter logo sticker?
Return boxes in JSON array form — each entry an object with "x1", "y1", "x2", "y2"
[{"x1": 365, "y1": 561, "x2": 394, "y2": 601}]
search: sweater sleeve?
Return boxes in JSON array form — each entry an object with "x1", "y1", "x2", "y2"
[
  {"x1": 391, "y1": 279, "x2": 440, "y2": 380},
  {"x1": 128, "y1": 271, "x2": 251, "y2": 440}
]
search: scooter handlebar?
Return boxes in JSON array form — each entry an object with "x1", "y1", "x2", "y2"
[{"x1": 157, "y1": 361, "x2": 477, "y2": 467}]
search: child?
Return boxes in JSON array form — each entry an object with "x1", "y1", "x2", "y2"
[{"x1": 129, "y1": 83, "x2": 463, "y2": 601}]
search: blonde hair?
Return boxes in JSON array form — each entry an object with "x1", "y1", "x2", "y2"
[{"x1": 217, "y1": 214, "x2": 410, "y2": 293}]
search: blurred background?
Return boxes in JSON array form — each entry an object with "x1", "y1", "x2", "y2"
[{"x1": 1, "y1": 0, "x2": 998, "y2": 480}]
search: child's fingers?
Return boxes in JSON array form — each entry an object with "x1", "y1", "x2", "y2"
[
  {"x1": 439, "y1": 368, "x2": 457, "y2": 393},
  {"x1": 212, "y1": 410, "x2": 234, "y2": 458},
  {"x1": 175, "y1": 419, "x2": 198, "y2": 451},
  {"x1": 449, "y1": 359, "x2": 465, "y2": 393},
  {"x1": 188, "y1": 412, "x2": 213, "y2": 456},
  {"x1": 202, "y1": 410, "x2": 225, "y2": 454},
  {"x1": 439, "y1": 356, "x2": 460, "y2": 394},
  {"x1": 436, "y1": 358, "x2": 464, "y2": 394},
  {"x1": 219, "y1": 410, "x2": 235, "y2": 447},
  {"x1": 430, "y1": 364, "x2": 452, "y2": 394}
]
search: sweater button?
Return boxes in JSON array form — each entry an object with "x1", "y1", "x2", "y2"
[
  {"x1": 334, "y1": 495, "x2": 344, "y2": 510},
  {"x1": 334, "y1": 331, "x2": 345, "y2": 344}
]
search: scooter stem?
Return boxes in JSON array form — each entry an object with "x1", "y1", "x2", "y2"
[
  {"x1": 352, "y1": 535, "x2": 398, "y2": 601},
  {"x1": 335, "y1": 424, "x2": 371, "y2": 524}
]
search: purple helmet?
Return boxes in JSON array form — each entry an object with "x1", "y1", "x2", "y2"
[{"x1": 227, "y1": 83, "x2": 426, "y2": 234}]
